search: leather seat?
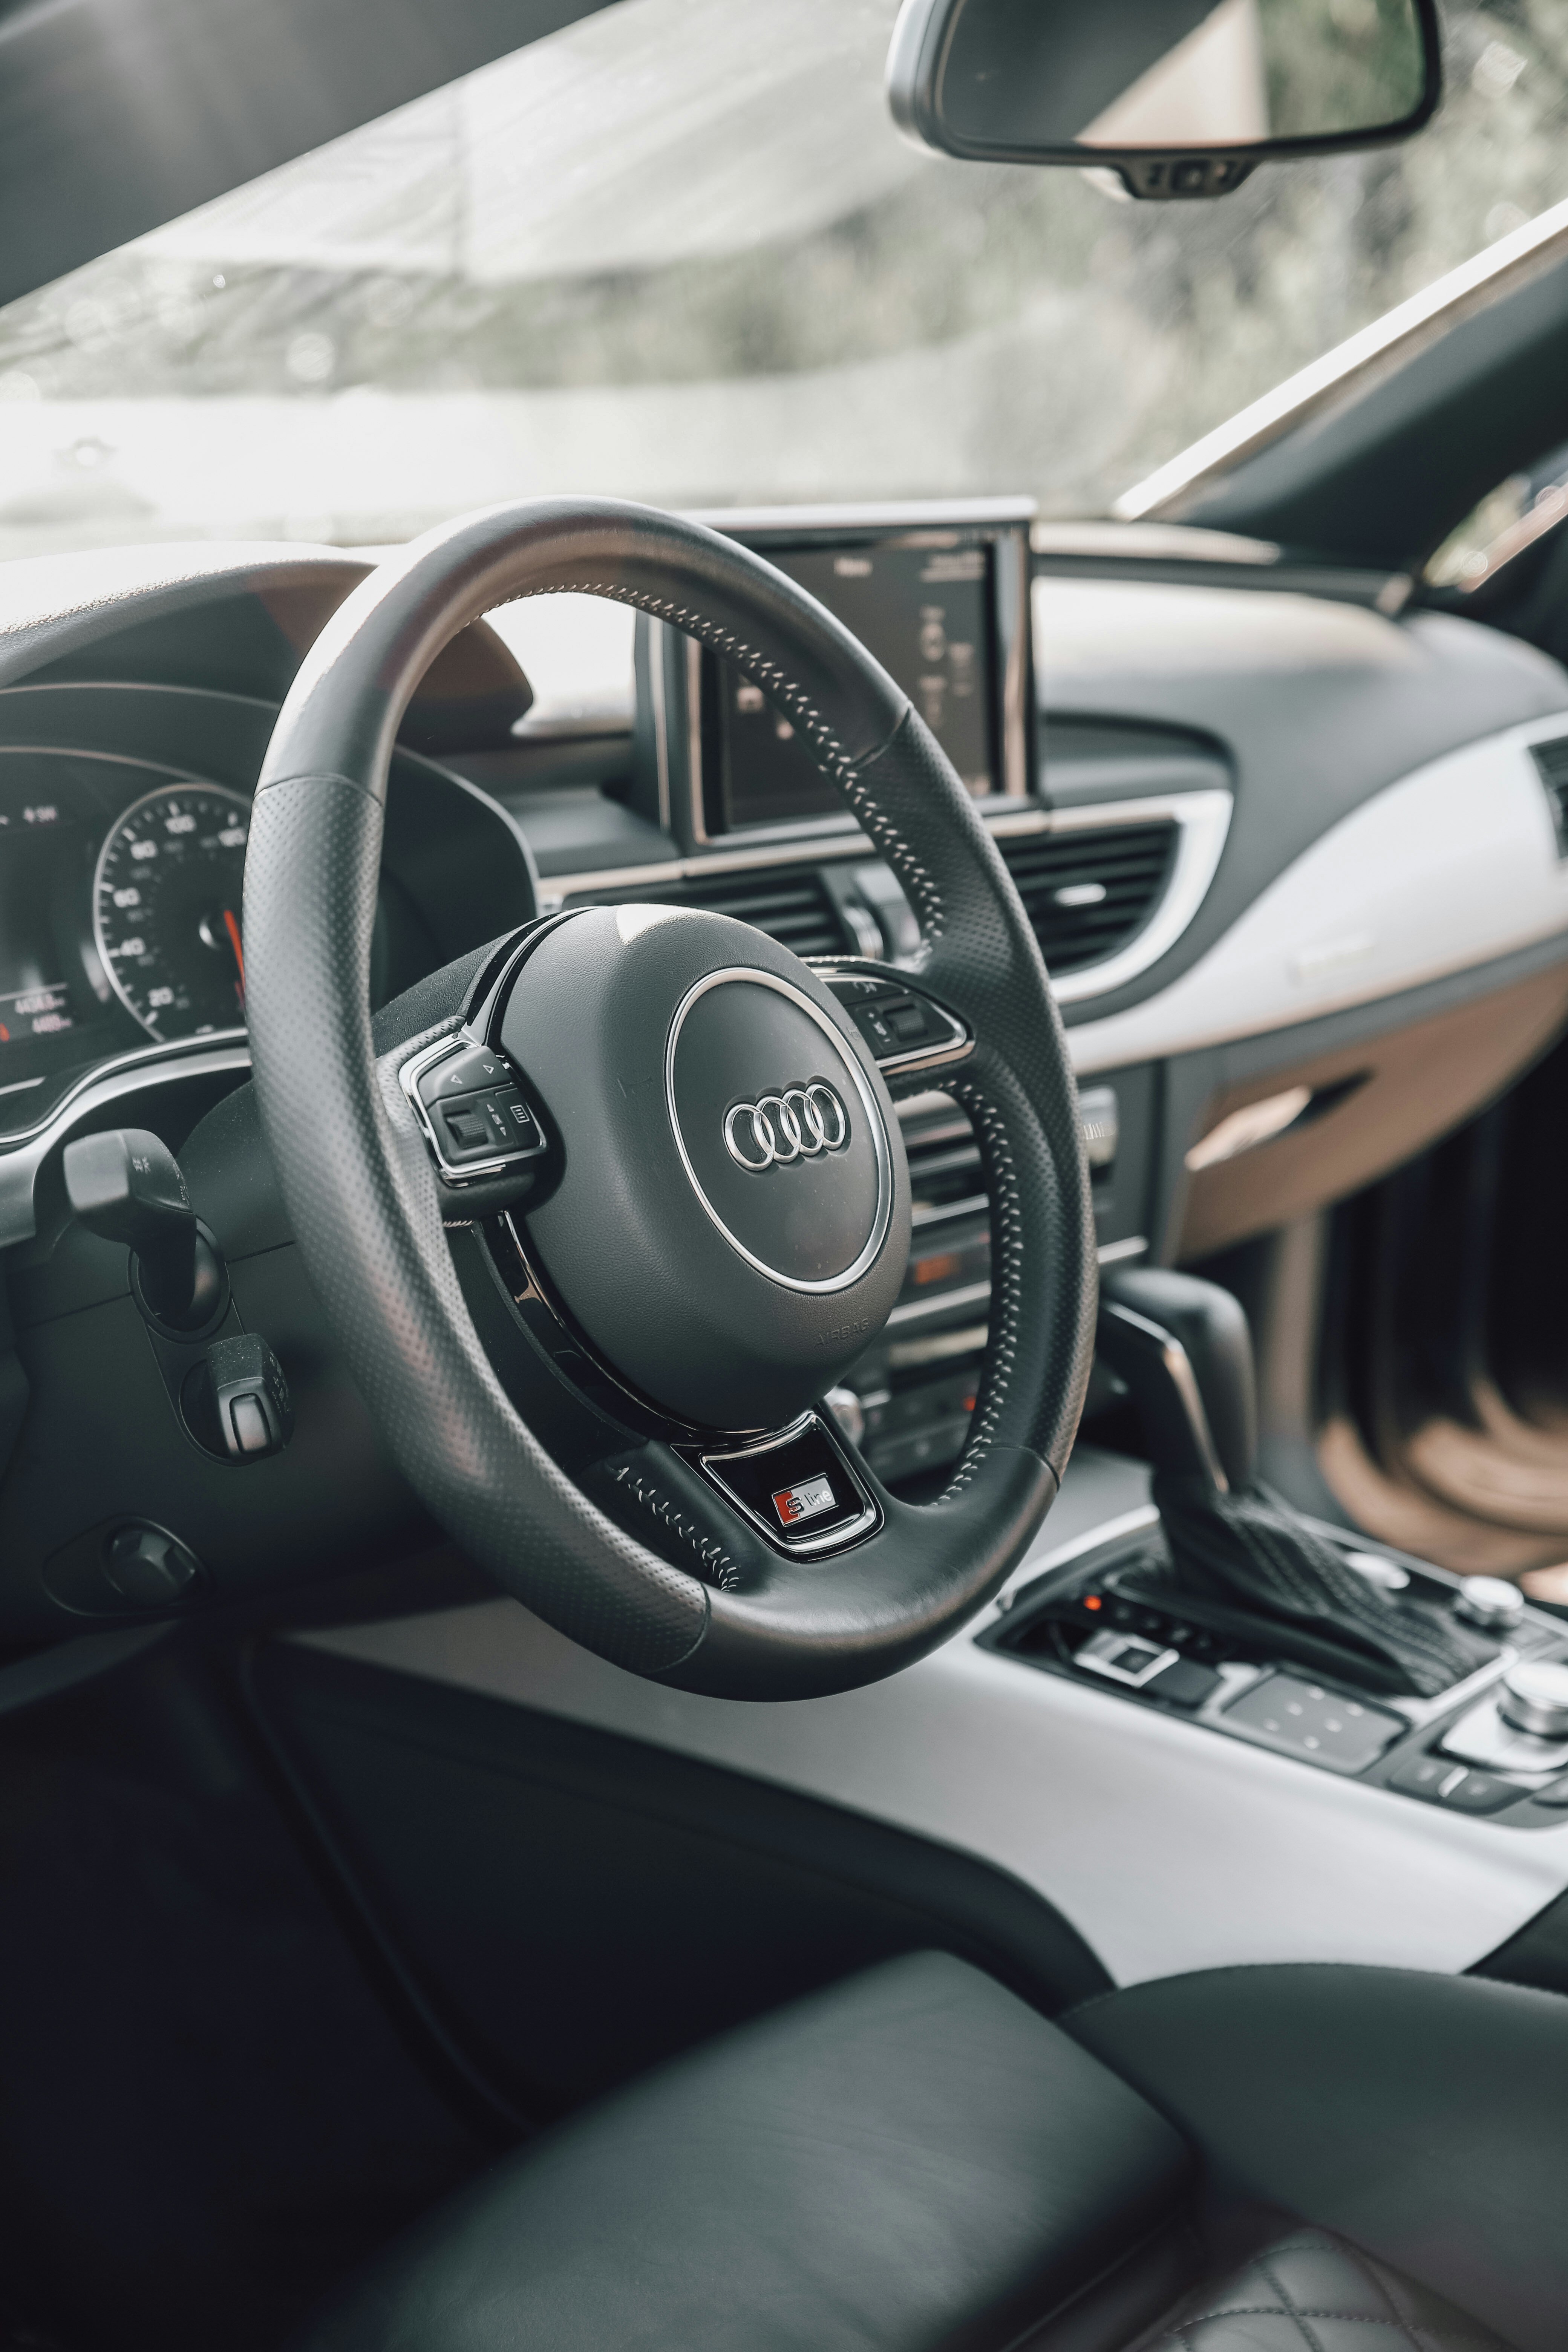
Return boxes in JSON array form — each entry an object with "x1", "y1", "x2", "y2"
[{"x1": 293, "y1": 1951, "x2": 1568, "y2": 2352}]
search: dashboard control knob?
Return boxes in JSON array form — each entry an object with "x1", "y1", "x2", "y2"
[
  {"x1": 1498, "y1": 1659, "x2": 1568, "y2": 1741},
  {"x1": 1455, "y1": 1575, "x2": 1525, "y2": 1633}
]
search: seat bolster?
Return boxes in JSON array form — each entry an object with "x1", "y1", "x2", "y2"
[
  {"x1": 294, "y1": 1951, "x2": 1193, "y2": 2352},
  {"x1": 1066, "y1": 1965, "x2": 1568, "y2": 2352},
  {"x1": 1138, "y1": 2226, "x2": 1516, "y2": 2352}
]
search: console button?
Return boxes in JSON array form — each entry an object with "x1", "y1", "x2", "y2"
[
  {"x1": 1442, "y1": 1769, "x2": 1518, "y2": 1815},
  {"x1": 1532, "y1": 1773, "x2": 1568, "y2": 1807},
  {"x1": 1390, "y1": 1754, "x2": 1519, "y2": 1813},
  {"x1": 1143, "y1": 1657, "x2": 1221, "y2": 1710},
  {"x1": 1389, "y1": 1753, "x2": 1455, "y2": 1800},
  {"x1": 1223, "y1": 1674, "x2": 1402, "y2": 1772}
]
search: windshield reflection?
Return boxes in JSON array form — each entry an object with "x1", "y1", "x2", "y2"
[{"x1": 0, "y1": 0, "x2": 1562, "y2": 556}]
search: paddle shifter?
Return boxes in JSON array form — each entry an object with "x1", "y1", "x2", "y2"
[{"x1": 1097, "y1": 1266, "x2": 1490, "y2": 1698}]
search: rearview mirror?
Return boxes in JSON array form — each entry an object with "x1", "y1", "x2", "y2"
[{"x1": 887, "y1": 0, "x2": 1442, "y2": 198}]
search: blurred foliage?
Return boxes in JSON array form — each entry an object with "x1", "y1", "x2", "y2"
[
  {"x1": 1259, "y1": 0, "x2": 1432, "y2": 137},
  {"x1": 0, "y1": 0, "x2": 1563, "y2": 534}
]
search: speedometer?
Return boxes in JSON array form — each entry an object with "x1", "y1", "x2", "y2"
[{"x1": 93, "y1": 784, "x2": 251, "y2": 1041}]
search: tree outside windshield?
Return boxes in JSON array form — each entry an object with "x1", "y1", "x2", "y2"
[{"x1": 0, "y1": 0, "x2": 1562, "y2": 560}]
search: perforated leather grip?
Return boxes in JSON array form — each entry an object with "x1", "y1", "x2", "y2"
[{"x1": 244, "y1": 498, "x2": 1096, "y2": 1697}]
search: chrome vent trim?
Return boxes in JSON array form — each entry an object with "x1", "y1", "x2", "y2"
[
  {"x1": 1530, "y1": 735, "x2": 1568, "y2": 857},
  {"x1": 573, "y1": 861, "x2": 847, "y2": 959},
  {"x1": 989, "y1": 790, "x2": 1231, "y2": 1003}
]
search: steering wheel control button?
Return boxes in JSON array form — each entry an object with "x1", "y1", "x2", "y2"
[
  {"x1": 404, "y1": 1035, "x2": 549, "y2": 1184},
  {"x1": 418, "y1": 1044, "x2": 511, "y2": 1101},
  {"x1": 1221, "y1": 1673, "x2": 1403, "y2": 1773},
  {"x1": 438, "y1": 1102, "x2": 492, "y2": 1156},
  {"x1": 666, "y1": 968, "x2": 892, "y2": 1293},
  {"x1": 699, "y1": 1413, "x2": 880, "y2": 1556},
  {"x1": 822, "y1": 971, "x2": 970, "y2": 1075}
]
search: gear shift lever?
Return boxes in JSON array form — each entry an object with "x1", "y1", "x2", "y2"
[
  {"x1": 1098, "y1": 1266, "x2": 1489, "y2": 1699},
  {"x1": 1097, "y1": 1268, "x2": 1255, "y2": 1491}
]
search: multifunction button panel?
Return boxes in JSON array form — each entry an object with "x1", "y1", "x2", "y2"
[
  {"x1": 819, "y1": 969, "x2": 970, "y2": 1079},
  {"x1": 401, "y1": 1037, "x2": 549, "y2": 1184},
  {"x1": 987, "y1": 1535, "x2": 1568, "y2": 1829}
]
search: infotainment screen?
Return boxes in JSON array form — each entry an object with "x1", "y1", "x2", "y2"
[{"x1": 712, "y1": 537, "x2": 1000, "y2": 831}]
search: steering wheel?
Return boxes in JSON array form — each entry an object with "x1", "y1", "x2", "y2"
[{"x1": 243, "y1": 499, "x2": 1096, "y2": 1699}]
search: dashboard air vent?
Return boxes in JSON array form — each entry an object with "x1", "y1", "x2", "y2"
[
  {"x1": 573, "y1": 863, "x2": 847, "y2": 958},
  {"x1": 1531, "y1": 738, "x2": 1568, "y2": 856},
  {"x1": 901, "y1": 1096, "x2": 983, "y2": 1219},
  {"x1": 999, "y1": 822, "x2": 1177, "y2": 974}
]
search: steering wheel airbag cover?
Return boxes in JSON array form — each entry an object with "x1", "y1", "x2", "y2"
[{"x1": 504, "y1": 902, "x2": 908, "y2": 1433}]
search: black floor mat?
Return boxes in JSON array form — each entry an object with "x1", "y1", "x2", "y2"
[{"x1": 0, "y1": 1638, "x2": 494, "y2": 2352}]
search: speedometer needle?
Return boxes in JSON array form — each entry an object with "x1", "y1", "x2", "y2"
[{"x1": 223, "y1": 907, "x2": 245, "y2": 1009}]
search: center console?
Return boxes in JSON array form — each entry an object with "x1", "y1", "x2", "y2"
[{"x1": 988, "y1": 1521, "x2": 1568, "y2": 1829}]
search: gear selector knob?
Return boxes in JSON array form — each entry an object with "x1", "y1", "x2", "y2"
[{"x1": 1097, "y1": 1265, "x2": 1257, "y2": 1491}]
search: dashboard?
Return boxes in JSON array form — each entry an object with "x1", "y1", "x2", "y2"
[{"x1": 3, "y1": 512, "x2": 1568, "y2": 1638}]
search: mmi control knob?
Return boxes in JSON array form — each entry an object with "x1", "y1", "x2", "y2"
[{"x1": 1498, "y1": 1659, "x2": 1568, "y2": 1741}]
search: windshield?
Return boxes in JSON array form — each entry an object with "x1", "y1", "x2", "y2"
[{"x1": 0, "y1": 0, "x2": 1564, "y2": 561}]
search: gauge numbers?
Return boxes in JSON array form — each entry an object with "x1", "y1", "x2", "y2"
[{"x1": 93, "y1": 784, "x2": 250, "y2": 1041}]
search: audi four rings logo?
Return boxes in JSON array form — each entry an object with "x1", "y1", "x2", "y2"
[{"x1": 723, "y1": 1081, "x2": 850, "y2": 1172}]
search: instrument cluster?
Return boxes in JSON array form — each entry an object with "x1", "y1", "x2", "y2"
[{"x1": 0, "y1": 748, "x2": 252, "y2": 1139}]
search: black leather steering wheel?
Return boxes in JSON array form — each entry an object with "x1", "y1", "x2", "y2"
[{"x1": 243, "y1": 498, "x2": 1096, "y2": 1698}]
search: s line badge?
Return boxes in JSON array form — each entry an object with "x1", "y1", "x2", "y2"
[{"x1": 771, "y1": 1473, "x2": 836, "y2": 1528}]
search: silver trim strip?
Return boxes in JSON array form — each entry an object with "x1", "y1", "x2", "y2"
[
  {"x1": 886, "y1": 1277, "x2": 992, "y2": 1330},
  {"x1": 886, "y1": 1234, "x2": 1145, "y2": 1328},
  {"x1": 1066, "y1": 715, "x2": 1568, "y2": 1078},
  {"x1": 663, "y1": 967, "x2": 894, "y2": 1297}
]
